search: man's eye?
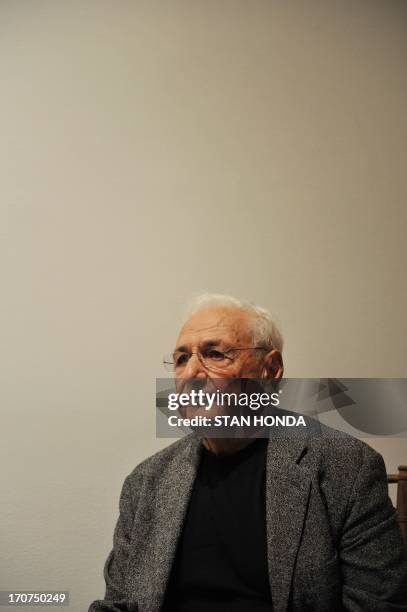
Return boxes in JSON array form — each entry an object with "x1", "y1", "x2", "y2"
[
  {"x1": 207, "y1": 350, "x2": 226, "y2": 361},
  {"x1": 175, "y1": 353, "x2": 189, "y2": 366}
]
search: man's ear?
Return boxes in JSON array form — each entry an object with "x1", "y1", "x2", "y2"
[{"x1": 262, "y1": 349, "x2": 284, "y2": 381}]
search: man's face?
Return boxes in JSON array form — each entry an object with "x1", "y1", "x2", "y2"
[
  {"x1": 173, "y1": 306, "x2": 283, "y2": 419},
  {"x1": 175, "y1": 306, "x2": 267, "y2": 380}
]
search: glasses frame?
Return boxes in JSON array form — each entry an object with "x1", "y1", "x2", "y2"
[{"x1": 163, "y1": 346, "x2": 270, "y2": 373}]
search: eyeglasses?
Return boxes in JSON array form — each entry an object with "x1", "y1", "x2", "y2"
[{"x1": 163, "y1": 346, "x2": 269, "y2": 373}]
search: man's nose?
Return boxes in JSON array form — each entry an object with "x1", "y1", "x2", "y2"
[
  {"x1": 175, "y1": 355, "x2": 207, "y2": 394},
  {"x1": 182, "y1": 353, "x2": 207, "y2": 380}
]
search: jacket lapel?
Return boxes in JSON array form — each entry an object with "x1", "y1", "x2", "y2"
[{"x1": 266, "y1": 435, "x2": 311, "y2": 612}]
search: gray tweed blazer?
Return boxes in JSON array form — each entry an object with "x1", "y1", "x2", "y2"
[{"x1": 89, "y1": 422, "x2": 407, "y2": 612}]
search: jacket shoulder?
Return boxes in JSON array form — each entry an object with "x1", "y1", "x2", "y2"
[
  {"x1": 126, "y1": 434, "x2": 197, "y2": 482},
  {"x1": 307, "y1": 419, "x2": 385, "y2": 469}
]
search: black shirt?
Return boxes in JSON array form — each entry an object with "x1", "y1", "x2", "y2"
[{"x1": 162, "y1": 437, "x2": 273, "y2": 612}]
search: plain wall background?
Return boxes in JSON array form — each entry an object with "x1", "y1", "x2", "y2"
[{"x1": 1, "y1": 1, "x2": 406, "y2": 609}]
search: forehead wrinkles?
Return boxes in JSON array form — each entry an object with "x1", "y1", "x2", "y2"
[{"x1": 177, "y1": 310, "x2": 253, "y2": 346}]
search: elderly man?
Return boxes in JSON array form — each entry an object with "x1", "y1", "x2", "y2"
[{"x1": 89, "y1": 294, "x2": 407, "y2": 612}]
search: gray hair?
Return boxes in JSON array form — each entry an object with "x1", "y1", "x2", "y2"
[{"x1": 185, "y1": 293, "x2": 283, "y2": 352}]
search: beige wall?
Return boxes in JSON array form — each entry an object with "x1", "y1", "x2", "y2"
[{"x1": 1, "y1": 1, "x2": 406, "y2": 609}]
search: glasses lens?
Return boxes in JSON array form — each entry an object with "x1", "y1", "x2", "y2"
[
  {"x1": 173, "y1": 352, "x2": 191, "y2": 369},
  {"x1": 201, "y1": 348, "x2": 231, "y2": 371},
  {"x1": 163, "y1": 349, "x2": 235, "y2": 373}
]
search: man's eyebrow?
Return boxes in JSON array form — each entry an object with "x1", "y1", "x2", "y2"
[
  {"x1": 201, "y1": 339, "x2": 225, "y2": 349},
  {"x1": 174, "y1": 344, "x2": 188, "y2": 354},
  {"x1": 174, "y1": 339, "x2": 226, "y2": 353}
]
